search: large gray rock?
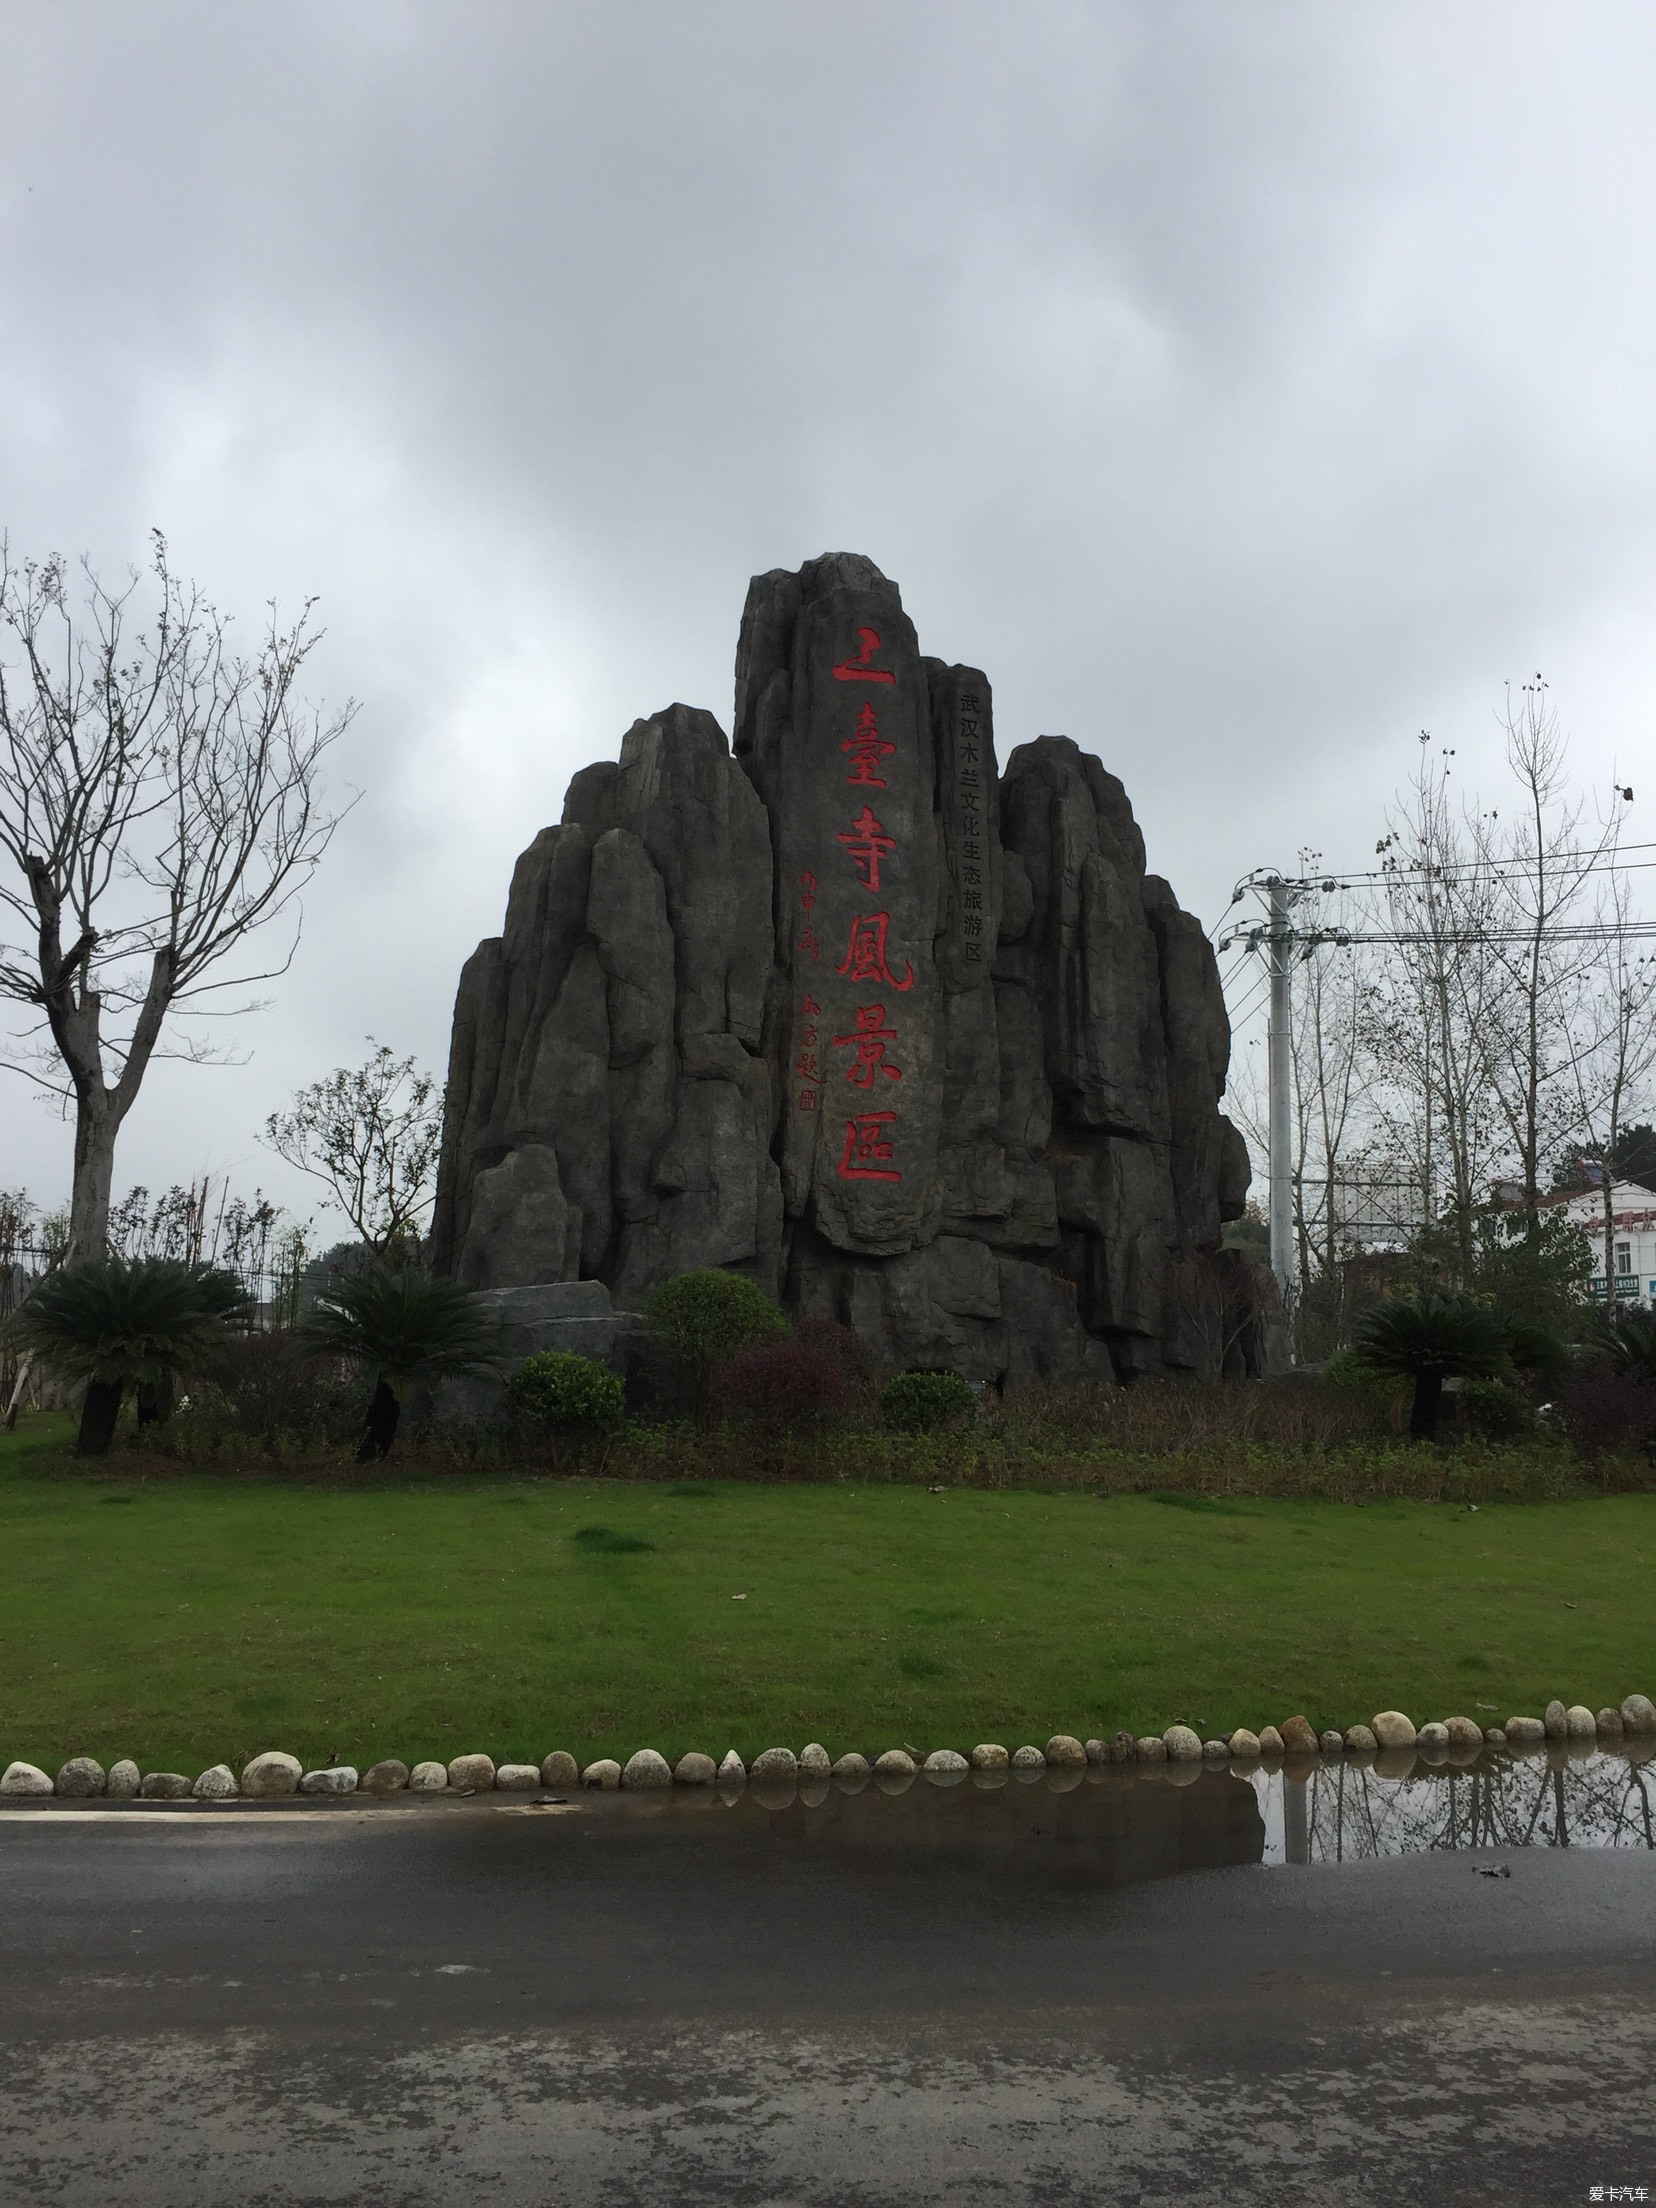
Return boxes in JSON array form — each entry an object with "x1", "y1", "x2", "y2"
[
  {"x1": 749, "y1": 1747, "x2": 799, "y2": 1785},
  {"x1": 431, "y1": 556, "x2": 1251, "y2": 1382},
  {"x1": 1, "y1": 1761, "x2": 53, "y2": 1797},
  {"x1": 300, "y1": 1766, "x2": 357, "y2": 1795},
  {"x1": 621, "y1": 1749, "x2": 673, "y2": 1790},
  {"x1": 1371, "y1": 1711, "x2": 1417, "y2": 1750},
  {"x1": 139, "y1": 1772, "x2": 193, "y2": 1800},
  {"x1": 54, "y1": 1757, "x2": 106, "y2": 1798},
  {"x1": 240, "y1": 1752, "x2": 302, "y2": 1799}
]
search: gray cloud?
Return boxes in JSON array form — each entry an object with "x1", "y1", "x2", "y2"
[{"x1": 2, "y1": 0, "x2": 1651, "y2": 1222}]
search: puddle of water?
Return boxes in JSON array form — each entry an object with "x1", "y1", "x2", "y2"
[
  {"x1": 1247, "y1": 1745, "x2": 1656, "y2": 1865},
  {"x1": 544, "y1": 1745, "x2": 1656, "y2": 1889},
  {"x1": 7, "y1": 1748, "x2": 1651, "y2": 1894}
]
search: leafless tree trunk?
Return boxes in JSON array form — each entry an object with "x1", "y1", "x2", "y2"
[
  {"x1": 1469, "y1": 680, "x2": 1629, "y2": 1244},
  {"x1": 1365, "y1": 735, "x2": 1505, "y2": 1279},
  {"x1": 1569, "y1": 858, "x2": 1656, "y2": 1272},
  {"x1": 0, "y1": 535, "x2": 354, "y2": 1251}
]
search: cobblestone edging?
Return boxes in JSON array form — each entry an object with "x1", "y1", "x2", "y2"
[{"x1": 4, "y1": 1694, "x2": 1652, "y2": 1803}]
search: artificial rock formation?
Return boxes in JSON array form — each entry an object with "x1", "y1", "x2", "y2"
[{"x1": 431, "y1": 554, "x2": 1256, "y2": 1383}]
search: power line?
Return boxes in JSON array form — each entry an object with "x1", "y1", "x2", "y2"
[{"x1": 1216, "y1": 842, "x2": 1656, "y2": 910}]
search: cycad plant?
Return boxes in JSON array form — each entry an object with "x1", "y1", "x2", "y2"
[
  {"x1": 1352, "y1": 1293, "x2": 1510, "y2": 1442},
  {"x1": 4, "y1": 1257, "x2": 252, "y2": 1455},
  {"x1": 1605, "y1": 1307, "x2": 1656, "y2": 1382},
  {"x1": 299, "y1": 1268, "x2": 500, "y2": 1460}
]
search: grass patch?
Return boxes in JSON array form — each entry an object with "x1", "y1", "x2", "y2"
[
  {"x1": 571, "y1": 1525, "x2": 655, "y2": 1555},
  {"x1": 2, "y1": 1411, "x2": 1653, "y2": 1774}
]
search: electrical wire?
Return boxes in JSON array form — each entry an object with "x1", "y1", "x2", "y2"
[{"x1": 1225, "y1": 842, "x2": 1656, "y2": 901}]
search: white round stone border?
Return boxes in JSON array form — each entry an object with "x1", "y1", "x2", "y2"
[{"x1": 3, "y1": 1694, "x2": 1651, "y2": 1803}]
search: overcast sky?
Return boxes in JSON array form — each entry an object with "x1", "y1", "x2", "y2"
[{"x1": 2, "y1": 2, "x2": 1652, "y2": 1236}]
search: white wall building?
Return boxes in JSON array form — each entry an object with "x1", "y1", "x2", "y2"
[{"x1": 1552, "y1": 1181, "x2": 1656, "y2": 1311}]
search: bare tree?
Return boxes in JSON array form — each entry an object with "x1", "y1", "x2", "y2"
[
  {"x1": 1468, "y1": 679, "x2": 1632, "y2": 1241},
  {"x1": 261, "y1": 1041, "x2": 443, "y2": 1258},
  {"x1": 1221, "y1": 688, "x2": 1647, "y2": 1341},
  {"x1": 1365, "y1": 733, "x2": 1507, "y2": 1276},
  {"x1": 0, "y1": 535, "x2": 353, "y2": 1250},
  {"x1": 1569, "y1": 857, "x2": 1656, "y2": 1274}
]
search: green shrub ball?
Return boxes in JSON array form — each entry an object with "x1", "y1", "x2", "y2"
[
  {"x1": 1456, "y1": 1378, "x2": 1535, "y2": 1442},
  {"x1": 880, "y1": 1369, "x2": 979, "y2": 1433},
  {"x1": 642, "y1": 1269, "x2": 790, "y2": 1412},
  {"x1": 507, "y1": 1351, "x2": 624, "y2": 1432}
]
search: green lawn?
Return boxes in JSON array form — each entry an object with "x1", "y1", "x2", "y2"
[{"x1": 2, "y1": 1414, "x2": 1652, "y2": 1775}]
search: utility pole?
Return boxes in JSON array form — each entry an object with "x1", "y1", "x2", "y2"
[
  {"x1": 1219, "y1": 869, "x2": 1350, "y2": 1329},
  {"x1": 1266, "y1": 875, "x2": 1294, "y2": 1307}
]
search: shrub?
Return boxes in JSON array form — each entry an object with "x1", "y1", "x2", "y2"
[
  {"x1": 508, "y1": 1350, "x2": 624, "y2": 1433},
  {"x1": 194, "y1": 1330, "x2": 365, "y2": 1451},
  {"x1": 1322, "y1": 1348, "x2": 1400, "y2": 1419},
  {"x1": 712, "y1": 1320, "x2": 859, "y2": 1428},
  {"x1": 642, "y1": 1269, "x2": 789, "y2": 1419},
  {"x1": 881, "y1": 1368, "x2": 978, "y2": 1433},
  {"x1": 1551, "y1": 1371, "x2": 1656, "y2": 1461},
  {"x1": 3, "y1": 1256, "x2": 252, "y2": 1455},
  {"x1": 1605, "y1": 1307, "x2": 1656, "y2": 1382},
  {"x1": 1351, "y1": 1294, "x2": 1509, "y2": 1441},
  {"x1": 299, "y1": 1268, "x2": 501, "y2": 1460},
  {"x1": 1455, "y1": 1378, "x2": 1533, "y2": 1442}
]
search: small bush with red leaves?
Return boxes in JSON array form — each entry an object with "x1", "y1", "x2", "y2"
[
  {"x1": 1551, "y1": 1370, "x2": 1656, "y2": 1461},
  {"x1": 712, "y1": 1321, "x2": 861, "y2": 1428}
]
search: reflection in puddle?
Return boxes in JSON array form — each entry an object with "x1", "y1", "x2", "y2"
[
  {"x1": 559, "y1": 1744, "x2": 1654, "y2": 1895},
  {"x1": 1249, "y1": 1747, "x2": 1656, "y2": 1865}
]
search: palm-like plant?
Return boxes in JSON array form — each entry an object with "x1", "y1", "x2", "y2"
[
  {"x1": 1352, "y1": 1293, "x2": 1510, "y2": 1442},
  {"x1": 299, "y1": 1268, "x2": 500, "y2": 1459},
  {"x1": 4, "y1": 1257, "x2": 252, "y2": 1455},
  {"x1": 1605, "y1": 1307, "x2": 1656, "y2": 1382}
]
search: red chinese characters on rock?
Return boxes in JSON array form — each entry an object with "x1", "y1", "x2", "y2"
[
  {"x1": 838, "y1": 1109, "x2": 900, "y2": 1182},
  {"x1": 842, "y1": 703, "x2": 895, "y2": 789},
  {"x1": 833, "y1": 1003, "x2": 902, "y2": 1086},
  {"x1": 831, "y1": 627, "x2": 896, "y2": 684},
  {"x1": 836, "y1": 806, "x2": 897, "y2": 893},
  {"x1": 957, "y1": 696, "x2": 986, "y2": 966},
  {"x1": 796, "y1": 871, "x2": 821, "y2": 960},
  {"x1": 835, "y1": 909, "x2": 914, "y2": 993},
  {"x1": 795, "y1": 992, "x2": 822, "y2": 1111}
]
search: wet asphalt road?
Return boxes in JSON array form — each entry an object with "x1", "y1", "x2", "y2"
[{"x1": 1, "y1": 1777, "x2": 1652, "y2": 2207}]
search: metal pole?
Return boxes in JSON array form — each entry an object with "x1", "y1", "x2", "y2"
[{"x1": 1266, "y1": 875, "x2": 1294, "y2": 1307}]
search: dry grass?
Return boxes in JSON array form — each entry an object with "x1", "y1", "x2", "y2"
[{"x1": 77, "y1": 1369, "x2": 1652, "y2": 1506}]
